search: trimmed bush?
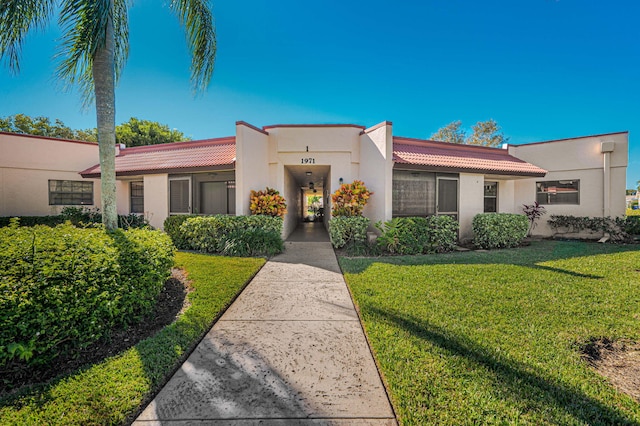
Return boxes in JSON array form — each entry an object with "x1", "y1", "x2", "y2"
[
  {"x1": 473, "y1": 213, "x2": 529, "y2": 249},
  {"x1": 376, "y1": 216, "x2": 459, "y2": 254},
  {"x1": 0, "y1": 222, "x2": 174, "y2": 367},
  {"x1": 329, "y1": 216, "x2": 370, "y2": 249},
  {"x1": 0, "y1": 207, "x2": 149, "y2": 230},
  {"x1": 163, "y1": 214, "x2": 198, "y2": 249},
  {"x1": 625, "y1": 216, "x2": 640, "y2": 235},
  {"x1": 179, "y1": 215, "x2": 284, "y2": 256}
]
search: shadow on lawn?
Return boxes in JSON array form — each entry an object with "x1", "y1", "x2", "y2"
[
  {"x1": 340, "y1": 240, "x2": 640, "y2": 275},
  {"x1": 370, "y1": 306, "x2": 638, "y2": 425}
]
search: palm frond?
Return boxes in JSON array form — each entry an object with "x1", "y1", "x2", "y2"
[
  {"x1": 170, "y1": 0, "x2": 217, "y2": 93},
  {"x1": 0, "y1": 0, "x2": 56, "y2": 73},
  {"x1": 56, "y1": 0, "x2": 128, "y2": 105}
]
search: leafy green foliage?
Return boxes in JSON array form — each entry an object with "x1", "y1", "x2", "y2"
[
  {"x1": 0, "y1": 223, "x2": 173, "y2": 368},
  {"x1": 331, "y1": 180, "x2": 372, "y2": 217},
  {"x1": 431, "y1": 119, "x2": 508, "y2": 147},
  {"x1": 473, "y1": 213, "x2": 528, "y2": 249},
  {"x1": 179, "y1": 215, "x2": 284, "y2": 256},
  {"x1": 0, "y1": 252, "x2": 264, "y2": 425},
  {"x1": 116, "y1": 117, "x2": 189, "y2": 146},
  {"x1": 340, "y1": 241, "x2": 640, "y2": 425},
  {"x1": 548, "y1": 215, "x2": 638, "y2": 242},
  {"x1": 329, "y1": 216, "x2": 370, "y2": 249},
  {"x1": 249, "y1": 187, "x2": 287, "y2": 217},
  {"x1": 375, "y1": 216, "x2": 458, "y2": 254},
  {"x1": 0, "y1": 114, "x2": 97, "y2": 141},
  {"x1": 0, "y1": 207, "x2": 149, "y2": 230},
  {"x1": 163, "y1": 214, "x2": 198, "y2": 249}
]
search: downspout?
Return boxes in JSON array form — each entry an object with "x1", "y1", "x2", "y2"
[{"x1": 600, "y1": 141, "x2": 615, "y2": 242}]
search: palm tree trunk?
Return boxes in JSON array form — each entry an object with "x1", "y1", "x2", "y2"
[{"x1": 92, "y1": 0, "x2": 118, "y2": 231}]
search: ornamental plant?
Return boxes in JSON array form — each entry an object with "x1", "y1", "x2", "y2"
[
  {"x1": 522, "y1": 201, "x2": 546, "y2": 236},
  {"x1": 331, "y1": 180, "x2": 373, "y2": 217},
  {"x1": 250, "y1": 187, "x2": 287, "y2": 218}
]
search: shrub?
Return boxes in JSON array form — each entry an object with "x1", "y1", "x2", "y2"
[
  {"x1": 0, "y1": 223, "x2": 174, "y2": 367},
  {"x1": 548, "y1": 215, "x2": 635, "y2": 242},
  {"x1": 522, "y1": 202, "x2": 546, "y2": 236},
  {"x1": 329, "y1": 216, "x2": 370, "y2": 249},
  {"x1": 179, "y1": 215, "x2": 284, "y2": 256},
  {"x1": 0, "y1": 207, "x2": 149, "y2": 230},
  {"x1": 163, "y1": 214, "x2": 198, "y2": 249},
  {"x1": 250, "y1": 187, "x2": 287, "y2": 217},
  {"x1": 376, "y1": 216, "x2": 459, "y2": 255},
  {"x1": 331, "y1": 180, "x2": 372, "y2": 217},
  {"x1": 473, "y1": 213, "x2": 529, "y2": 249}
]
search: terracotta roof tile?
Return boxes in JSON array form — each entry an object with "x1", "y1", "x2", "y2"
[
  {"x1": 80, "y1": 137, "x2": 235, "y2": 177},
  {"x1": 393, "y1": 137, "x2": 547, "y2": 176}
]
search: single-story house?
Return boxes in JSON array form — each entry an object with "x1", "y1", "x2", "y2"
[{"x1": 0, "y1": 121, "x2": 629, "y2": 241}]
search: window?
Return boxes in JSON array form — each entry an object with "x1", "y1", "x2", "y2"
[
  {"x1": 484, "y1": 181, "x2": 498, "y2": 212},
  {"x1": 130, "y1": 181, "x2": 144, "y2": 213},
  {"x1": 536, "y1": 180, "x2": 579, "y2": 205},
  {"x1": 49, "y1": 180, "x2": 93, "y2": 205},
  {"x1": 170, "y1": 177, "x2": 191, "y2": 213},
  {"x1": 392, "y1": 170, "x2": 436, "y2": 217},
  {"x1": 227, "y1": 180, "x2": 236, "y2": 215}
]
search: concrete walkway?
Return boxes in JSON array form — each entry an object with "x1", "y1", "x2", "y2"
[{"x1": 134, "y1": 223, "x2": 397, "y2": 425}]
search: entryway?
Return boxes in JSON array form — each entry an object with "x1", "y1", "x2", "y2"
[{"x1": 287, "y1": 221, "x2": 329, "y2": 242}]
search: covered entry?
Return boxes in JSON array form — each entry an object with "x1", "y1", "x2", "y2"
[{"x1": 283, "y1": 165, "x2": 331, "y2": 240}]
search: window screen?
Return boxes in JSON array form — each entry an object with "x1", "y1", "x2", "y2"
[
  {"x1": 170, "y1": 179, "x2": 190, "y2": 213},
  {"x1": 392, "y1": 171, "x2": 436, "y2": 217},
  {"x1": 49, "y1": 180, "x2": 93, "y2": 205},
  {"x1": 130, "y1": 181, "x2": 144, "y2": 213},
  {"x1": 536, "y1": 180, "x2": 579, "y2": 205},
  {"x1": 484, "y1": 181, "x2": 498, "y2": 213}
]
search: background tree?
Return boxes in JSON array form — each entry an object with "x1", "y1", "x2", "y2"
[
  {"x1": 1, "y1": 1, "x2": 216, "y2": 230},
  {"x1": 116, "y1": 117, "x2": 189, "y2": 147},
  {"x1": 431, "y1": 119, "x2": 509, "y2": 147},
  {"x1": 430, "y1": 120, "x2": 465, "y2": 144},
  {"x1": 0, "y1": 113, "x2": 96, "y2": 141}
]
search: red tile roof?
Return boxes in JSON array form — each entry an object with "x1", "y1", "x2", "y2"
[
  {"x1": 80, "y1": 137, "x2": 235, "y2": 177},
  {"x1": 393, "y1": 137, "x2": 547, "y2": 176}
]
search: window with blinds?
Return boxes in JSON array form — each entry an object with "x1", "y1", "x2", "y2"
[{"x1": 170, "y1": 178, "x2": 191, "y2": 213}]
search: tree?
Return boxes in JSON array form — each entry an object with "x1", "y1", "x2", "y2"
[
  {"x1": 431, "y1": 119, "x2": 509, "y2": 147},
  {"x1": 0, "y1": 113, "x2": 96, "y2": 141},
  {"x1": 116, "y1": 117, "x2": 189, "y2": 147},
  {"x1": 1, "y1": 1, "x2": 216, "y2": 230}
]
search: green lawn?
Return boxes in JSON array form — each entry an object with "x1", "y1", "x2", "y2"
[
  {"x1": 340, "y1": 240, "x2": 640, "y2": 425},
  {"x1": 0, "y1": 252, "x2": 264, "y2": 426}
]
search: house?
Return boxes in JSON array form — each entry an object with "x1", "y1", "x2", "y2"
[{"x1": 0, "y1": 122, "x2": 629, "y2": 241}]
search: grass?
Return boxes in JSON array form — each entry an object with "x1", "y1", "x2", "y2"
[
  {"x1": 340, "y1": 240, "x2": 640, "y2": 425},
  {"x1": 0, "y1": 252, "x2": 264, "y2": 426}
]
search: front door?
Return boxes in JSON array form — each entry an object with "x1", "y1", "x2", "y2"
[{"x1": 200, "y1": 181, "x2": 227, "y2": 215}]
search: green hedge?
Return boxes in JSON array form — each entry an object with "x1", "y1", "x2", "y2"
[
  {"x1": 473, "y1": 213, "x2": 529, "y2": 249},
  {"x1": 548, "y1": 215, "x2": 640, "y2": 242},
  {"x1": 0, "y1": 222, "x2": 174, "y2": 367},
  {"x1": 163, "y1": 215, "x2": 198, "y2": 249},
  {"x1": 375, "y1": 216, "x2": 459, "y2": 254},
  {"x1": 178, "y1": 215, "x2": 284, "y2": 256},
  {"x1": 329, "y1": 216, "x2": 370, "y2": 249},
  {"x1": 0, "y1": 207, "x2": 148, "y2": 230}
]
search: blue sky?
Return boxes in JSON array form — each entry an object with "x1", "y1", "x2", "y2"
[{"x1": 1, "y1": 0, "x2": 638, "y2": 187}]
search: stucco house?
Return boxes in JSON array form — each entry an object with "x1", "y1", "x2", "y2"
[{"x1": 0, "y1": 121, "x2": 629, "y2": 241}]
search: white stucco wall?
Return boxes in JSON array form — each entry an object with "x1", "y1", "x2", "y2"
[
  {"x1": 282, "y1": 167, "x2": 301, "y2": 238},
  {"x1": 358, "y1": 122, "x2": 394, "y2": 228},
  {"x1": 509, "y1": 132, "x2": 628, "y2": 236},
  {"x1": 235, "y1": 122, "x2": 270, "y2": 215},
  {"x1": 458, "y1": 173, "x2": 484, "y2": 242},
  {"x1": 0, "y1": 133, "x2": 101, "y2": 216}
]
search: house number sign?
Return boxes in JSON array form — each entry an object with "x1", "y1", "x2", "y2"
[{"x1": 301, "y1": 158, "x2": 315, "y2": 164}]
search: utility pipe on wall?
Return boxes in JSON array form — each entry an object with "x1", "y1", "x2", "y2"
[{"x1": 601, "y1": 141, "x2": 615, "y2": 218}]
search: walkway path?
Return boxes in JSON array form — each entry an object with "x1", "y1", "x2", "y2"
[{"x1": 134, "y1": 223, "x2": 397, "y2": 425}]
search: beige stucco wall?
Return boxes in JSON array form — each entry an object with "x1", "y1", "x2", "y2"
[
  {"x1": 282, "y1": 167, "x2": 300, "y2": 238},
  {"x1": 458, "y1": 173, "x2": 484, "y2": 241},
  {"x1": 235, "y1": 123, "x2": 270, "y2": 216},
  {"x1": 142, "y1": 174, "x2": 169, "y2": 229},
  {"x1": 509, "y1": 133, "x2": 628, "y2": 236},
  {"x1": 0, "y1": 133, "x2": 101, "y2": 216}
]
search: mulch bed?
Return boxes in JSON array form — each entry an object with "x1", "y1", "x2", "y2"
[{"x1": 0, "y1": 269, "x2": 191, "y2": 398}]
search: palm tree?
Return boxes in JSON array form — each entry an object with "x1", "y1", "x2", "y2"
[{"x1": 0, "y1": 0, "x2": 216, "y2": 230}]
